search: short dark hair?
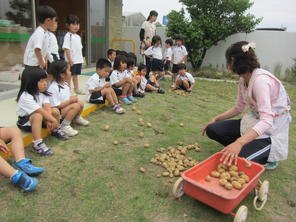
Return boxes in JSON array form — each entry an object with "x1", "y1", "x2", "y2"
[
  {"x1": 165, "y1": 39, "x2": 173, "y2": 46},
  {"x1": 174, "y1": 35, "x2": 184, "y2": 44},
  {"x1": 107, "y1": 49, "x2": 116, "y2": 56},
  {"x1": 65, "y1": 14, "x2": 79, "y2": 25},
  {"x1": 225, "y1": 41, "x2": 260, "y2": 75},
  {"x1": 37, "y1": 5, "x2": 57, "y2": 24},
  {"x1": 17, "y1": 67, "x2": 50, "y2": 102},
  {"x1": 178, "y1": 63, "x2": 187, "y2": 71},
  {"x1": 96, "y1": 58, "x2": 112, "y2": 69},
  {"x1": 49, "y1": 60, "x2": 67, "y2": 83},
  {"x1": 138, "y1": 64, "x2": 147, "y2": 72},
  {"x1": 127, "y1": 52, "x2": 137, "y2": 66},
  {"x1": 152, "y1": 35, "x2": 162, "y2": 46},
  {"x1": 113, "y1": 55, "x2": 128, "y2": 70},
  {"x1": 126, "y1": 57, "x2": 136, "y2": 68}
]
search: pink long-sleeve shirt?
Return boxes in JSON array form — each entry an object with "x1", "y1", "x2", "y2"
[{"x1": 236, "y1": 71, "x2": 281, "y2": 136}]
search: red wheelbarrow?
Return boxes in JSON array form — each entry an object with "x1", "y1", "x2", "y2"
[{"x1": 172, "y1": 152, "x2": 269, "y2": 222}]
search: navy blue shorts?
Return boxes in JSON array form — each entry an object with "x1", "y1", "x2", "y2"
[
  {"x1": 172, "y1": 64, "x2": 179, "y2": 74},
  {"x1": 70, "y1": 63, "x2": 82, "y2": 75},
  {"x1": 164, "y1": 60, "x2": 171, "y2": 71},
  {"x1": 151, "y1": 59, "x2": 164, "y2": 72},
  {"x1": 89, "y1": 91, "x2": 106, "y2": 104},
  {"x1": 112, "y1": 86, "x2": 122, "y2": 96}
]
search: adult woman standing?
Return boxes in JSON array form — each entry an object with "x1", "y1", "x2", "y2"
[{"x1": 202, "y1": 41, "x2": 292, "y2": 170}]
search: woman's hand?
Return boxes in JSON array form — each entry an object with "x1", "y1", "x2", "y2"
[
  {"x1": 220, "y1": 141, "x2": 243, "y2": 166},
  {"x1": 202, "y1": 118, "x2": 217, "y2": 136}
]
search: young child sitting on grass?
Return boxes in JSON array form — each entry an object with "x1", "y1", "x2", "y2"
[
  {"x1": 86, "y1": 59, "x2": 125, "y2": 114},
  {"x1": 125, "y1": 56, "x2": 143, "y2": 97},
  {"x1": 136, "y1": 64, "x2": 165, "y2": 95},
  {"x1": 48, "y1": 61, "x2": 89, "y2": 137},
  {"x1": 0, "y1": 126, "x2": 43, "y2": 192},
  {"x1": 173, "y1": 64, "x2": 195, "y2": 92}
]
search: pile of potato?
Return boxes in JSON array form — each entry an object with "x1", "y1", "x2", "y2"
[
  {"x1": 150, "y1": 143, "x2": 200, "y2": 178},
  {"x1": 174, "y1": 90, "x2": 190, "y2": 96},
  {"x1": 206, "y1": 163, "x2": 250, "y2": 191}
]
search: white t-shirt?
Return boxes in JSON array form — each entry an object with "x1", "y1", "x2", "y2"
[
  {"x1": 164, "y1": 47, "x2": 173, "y2": 61},
  {"x1": 110, "y1": 70, "x2": 126, "y2": 89},
  {"x1": 23, "y1": 26, "x2": 49, "y2": 66},
  {"x1": 86, "y1": 73, "x2": 107, "y2": 101},
  {"x1": 16, "y1": 92, "x2": 50, "y2": 117},
  {"x1": 141, "y1": 21, "x2": 156, "y2": 42},
  {"x1": 47, "y1": 32, "x2": 60, "y2": 63},
  {"x1": 62, "y1": 32, "x2": 84, "y2": 64},
  {"x1": 125, "y1": 69, "x2": 133, "y2": 78},
  {"x1": 144, "y1": 46, "x2": 163, "y2": 60},
  {"x1": 140, "y1": 76, "x2": 148, "y2": 90},
  {"x1": 172, "y1": 45, "x2": 188, "y2": 64},
  {"x1": 47, "y1": 81, "x2": 71, "y2": 107},
  {"x1": 177, "y1": 72, "x2": 195, "y2": 84}
]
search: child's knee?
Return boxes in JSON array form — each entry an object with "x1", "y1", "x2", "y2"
[
  {"x1": 52, "y1": 108, "x2": 60, "y2": 116},
  {"x1": 30, "y1": 113, "x2": 43, "y2": 121},
  {"x1": 78, "y1": 101, "x2": 84, "y2": 108}
]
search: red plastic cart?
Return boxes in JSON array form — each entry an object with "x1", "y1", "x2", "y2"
[{"x1": 172, "y1": 152, "x2": 269, "y2": 222}]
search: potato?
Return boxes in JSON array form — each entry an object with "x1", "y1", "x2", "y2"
[
  {"x1": 132, "y1": 106, "x2": 137, "y2": 111},
  {"x1": 156, "y1": 174, "x2": 161, "y2": 178},
  {"x1": 139, "y1": 167, "x2": 146, "y2": 173},
  {"x1": 179, "y1": 123, "x2": 184, "y2": 127},
  {"x1": 225, "y1": 182, "x2": 233, "y2": 190},
  {"x1": 238, "y1": 178, "x2": 246, "y2": 185},
  {"x1": 162, "y1": 172, "x2": 170, "y2": 177},
  {"x1": 138, "y1": 118, "x2": 144, "y2": 122},
  {"x1": 229, "y1": 165, "x2": 238, "y2": 171},
  {"x1": 205, "y1": 175, "x2": 212, "y2": 182},
  {"x1": 218, "y1": 168, "x2": 225, "y2": 173},
  {"x1": 232, "y1": 181, "x2": 242, "y2": 190},
  {"x1": 147, "y1": 123, "x2": 152, "y2": 128},
  {"x1": 139, "y1": 132, "x2": 144, "y2": 137},
  {"x1": 210, "y1": 171, "x2": 220, "y2": 178},
  {"x1": 217, "y1": 163, "x2": 227, "y2": 170},
  {"x1": 174, "y1": 170, "x2": 180, "y2": 177},
  {"x1": 229, "y1": 170, "x2": 239, "y2": 177},
  {"x1": 144, "y1": 143, "x2": 150, "y2": 148},
  {"x1": 220, "y1": 172, "x2": 231, "y2": 180},
  {"x1": 112, "y1": 140, "x2": 119, "y2": 145},
  {"x1": 245, "y1": 160, "x2": 252, "y2": 168},
  {"x1": 103, "y1": 125, "x2": 110, "y2": 131},
  {"x1": 219, "y1": 178, "x2": 228, "y2": 186},
  {"x1": 240, "y1": 175, "x2": 250, "y2": 183},
  {"x1": 136, "y1": 110, "x2": 142, "y2": 115},
  {"x1": 138, "y1": 121, "x2": 145, "y2": 126}
]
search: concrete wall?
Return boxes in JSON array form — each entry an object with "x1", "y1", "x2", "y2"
[
  {"x1": 107, "y1": 0, "x2": 123, "y2": 48},
  {"x1": 122, "y1": 27, "x2": 296, "y2": 76}
]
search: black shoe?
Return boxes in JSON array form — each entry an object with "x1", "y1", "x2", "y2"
[
  {"x1": 52, "y1": 129, "x2": 69, "y2": 140},
  {"x1": 157, "y1": 88, "x2": 165, "y2": 94},
  {"x1": 133, "y1": 92, "x2": 142, "y2": 97}
]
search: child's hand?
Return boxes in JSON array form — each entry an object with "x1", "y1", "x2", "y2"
[
  {"x1": 104, "y1": 83, "x2": 111, "y2": 88},
  {"x1": 70, "y1": 96, "x2": 78, "y2": 103},
  {"x1": 69, "y1": 60, "x2": 74, "y2": 67},
  {"x1": 0, "y1": 139, "x2": 8, "y2": 153},
  {"x1": 47, "y1": 120, "x2": 59, "y2": 131}
]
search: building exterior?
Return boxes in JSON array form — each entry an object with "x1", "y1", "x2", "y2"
[
  {"x1": 123, "y1": 12, "x2": 145, "y2": 27},
  {"x1": 0, "y1": 0, "x2": 123, "y2": 76}
]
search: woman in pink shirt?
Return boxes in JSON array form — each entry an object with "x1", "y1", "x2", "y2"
[{"x1": 202, "y1": 41, "x2": 291, "y2": 169}]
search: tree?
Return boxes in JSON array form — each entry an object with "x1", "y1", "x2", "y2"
[{"x1": 166, "y1": 0, "x2": 262, "y2": 70}]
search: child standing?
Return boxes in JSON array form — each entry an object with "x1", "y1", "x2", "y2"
[
  {"x1": 173, "y1": 64, "x2": 195, "y2": 92},
  {"x1": 86, "y1": 59, "x2": 125, "y2": 114},
  {"x1": 23, "y1": 5, "x2": 57, "y2": 69},
  {"x1": 16, "y1": 67, "x2": 68, "y2": 156},
  {"x1": 163, "y1": 38, "x2": 173, "y2": 76},
  {"x1": 172, "y1": 35, "x2": 188, "y2": 87},
  {"x1": 48, "y1": 61, "x2": 89, "y2": 137},
  {"x1": 110, "y1": 55, "x2": 137, "y2": 105},
  {"x1": 144, "y1": 35, "x2": 165, "y2": 81},
  {"x1": 63, "y1": 15, "x2": 84, "y2": 95},
  {"x1": 0, "y1": 126, "x2": 43, "y2": 192}
]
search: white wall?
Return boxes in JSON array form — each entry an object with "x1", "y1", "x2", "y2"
[{"x1": 121, "y1": 27, "x2": 296, "y2": 76}]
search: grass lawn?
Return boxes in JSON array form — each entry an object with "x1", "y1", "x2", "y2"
[{"x1": 0, "y1": 79, "x2": 295, "y2": 222}]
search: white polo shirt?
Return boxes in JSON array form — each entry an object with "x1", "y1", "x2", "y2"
[
  {"x1": 125, "y1": 69, "x2": 133, "y2": 78},
  {"x1": 47, "y1": 81, "x2": 71, "y2": 107},
  {"x1": 144, "y1": 46, "x2": 163, "y2": 60},
  {"x1": 86, "y1": 73, "x2": 107, "y2": 101},
  {"x1": 107, "y1": 58, "x2": 114, "y2": 68},
  {"x1": 164, "y1": 47, "x2": 173, "y2": 61},
  {"x1": 177, "y1": 72, "x2": 195, "y2": 84},
  {"x1": 141, "y1": 21, "x2": 156, "y2": 42},
  {"x1": 23, "y1": 26, "x2": 49, "y2": 66},
  {"x1": 172, "y1": 45, "x2": 188, "y2": 64},
  {"x1": 47, "y1": 32, "x2": 60, "y2": 63},
  {"x1": 62, "y1": 32, "x2": 84, "y2": 64},
  {"x1": 110, "y1": 70, "x2": 126, "y2": 89},
  {"x1": 16, "y1": 92, "x2": 50, "y2": 117}
]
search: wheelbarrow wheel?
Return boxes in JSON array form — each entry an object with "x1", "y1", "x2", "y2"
[
  {"x1": 258, "y1": 180, "x2": 269, "y2": 202},
  {"x1": 234, "y1": 205, "x2": 248, "y2": 222},
  {"x1": 172, "y1": 177, "x2": 184, "y2": 198}
]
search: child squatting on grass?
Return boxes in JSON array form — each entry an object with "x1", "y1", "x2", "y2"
[
  {"x1": 173, "y1": 63, "x2": 195, "y2": 92},
  {"x1": 203, "y1": 41, "x2": 291, "y2": 170}
]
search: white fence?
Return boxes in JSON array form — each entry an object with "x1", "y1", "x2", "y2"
[{"x1": 122, "y1": 26, "x2": 296, "y2": 77}]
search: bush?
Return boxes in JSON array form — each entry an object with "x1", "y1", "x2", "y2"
[
  {"x1": 284, "y1": 58, "x2": 296, "y2": 84},
  {"x1": 192, "y1": 66, "x2": 239, "y2": 80}
]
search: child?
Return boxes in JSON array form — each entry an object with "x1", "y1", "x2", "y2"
[
  {"x1": 136, "y1": 64, "x2": 165, "y2": 94},
  {"x1": 144, "y1": 35, "x2": 165, "y2": 81},
  {"x1": 63, "y1": 14, "x2": 84, "y2": 95},
  {"x1": 172, "y1": 35, "x2": 188, "y2": 87},
  {"x1": 125, "y1": 56, "x2": 143, "y2": 97},
  {"x1": 86, "y1": 59, "x2": 125, "y2": 114},
  {"x1": 0, "y1": 127, "x2": 44, "y2": 192},
  {"x1": 23, "y1": 5, "x2": 57, "y2": 69},
  {"x1": 48, "y1": 61, "x2": 89, "y2": 137},
  {"x1": 16, "y1": 67, "x2": 68, "y2": 156},
  {"x1": 107, "y1": 49, "x2": 116, "y2": 68},
  {"x1": 173, "y1": 64, "x2": 195, "y2": 92},
  {"x1": 163, "y1": 38, "x2": 173, "y2": 76},
  {"x1": 110, "y1": 55, "x2": 137, "y2": 105}
]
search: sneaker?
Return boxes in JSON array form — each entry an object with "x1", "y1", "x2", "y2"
[
  {"x1": 75, "y1": 116, "x2": 89, "y2": 126},
  {"x1": 264, "y1": 161, "x2": 278, "y2": 170},
  {"x1": 127, "y1": 96, "x2": 137, "y2": 103},
  {"x1": 11, "y1": 171, "x2": 38, "y2": 192},
  {"x1": 12, "y1": 158, "x2": 44, "y2": 176},
  {"x1": 133, "y1": 92, "x2": 142, "y2": 97},
  {"x1": 32, "y1": 141, "x2": 54, "y2": 156},
  {"x1": 157, "y1": 88, "x2": 165, "y2": 94},
  {"x1": 114, "y1": 105, "x2": 125, "y2": 114},
  {"x1": 61, "y1": 125, "x2": 78, "y2": 137},
  {"x1": 121, "y1": 97, "x2": 132, "y2": 105},
  {"x1": 51, "y1": 129, "x2": 69, "y2": 140},
  {"x1": 74, "y1": 88, "x2": 85, "y2": 95}
]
